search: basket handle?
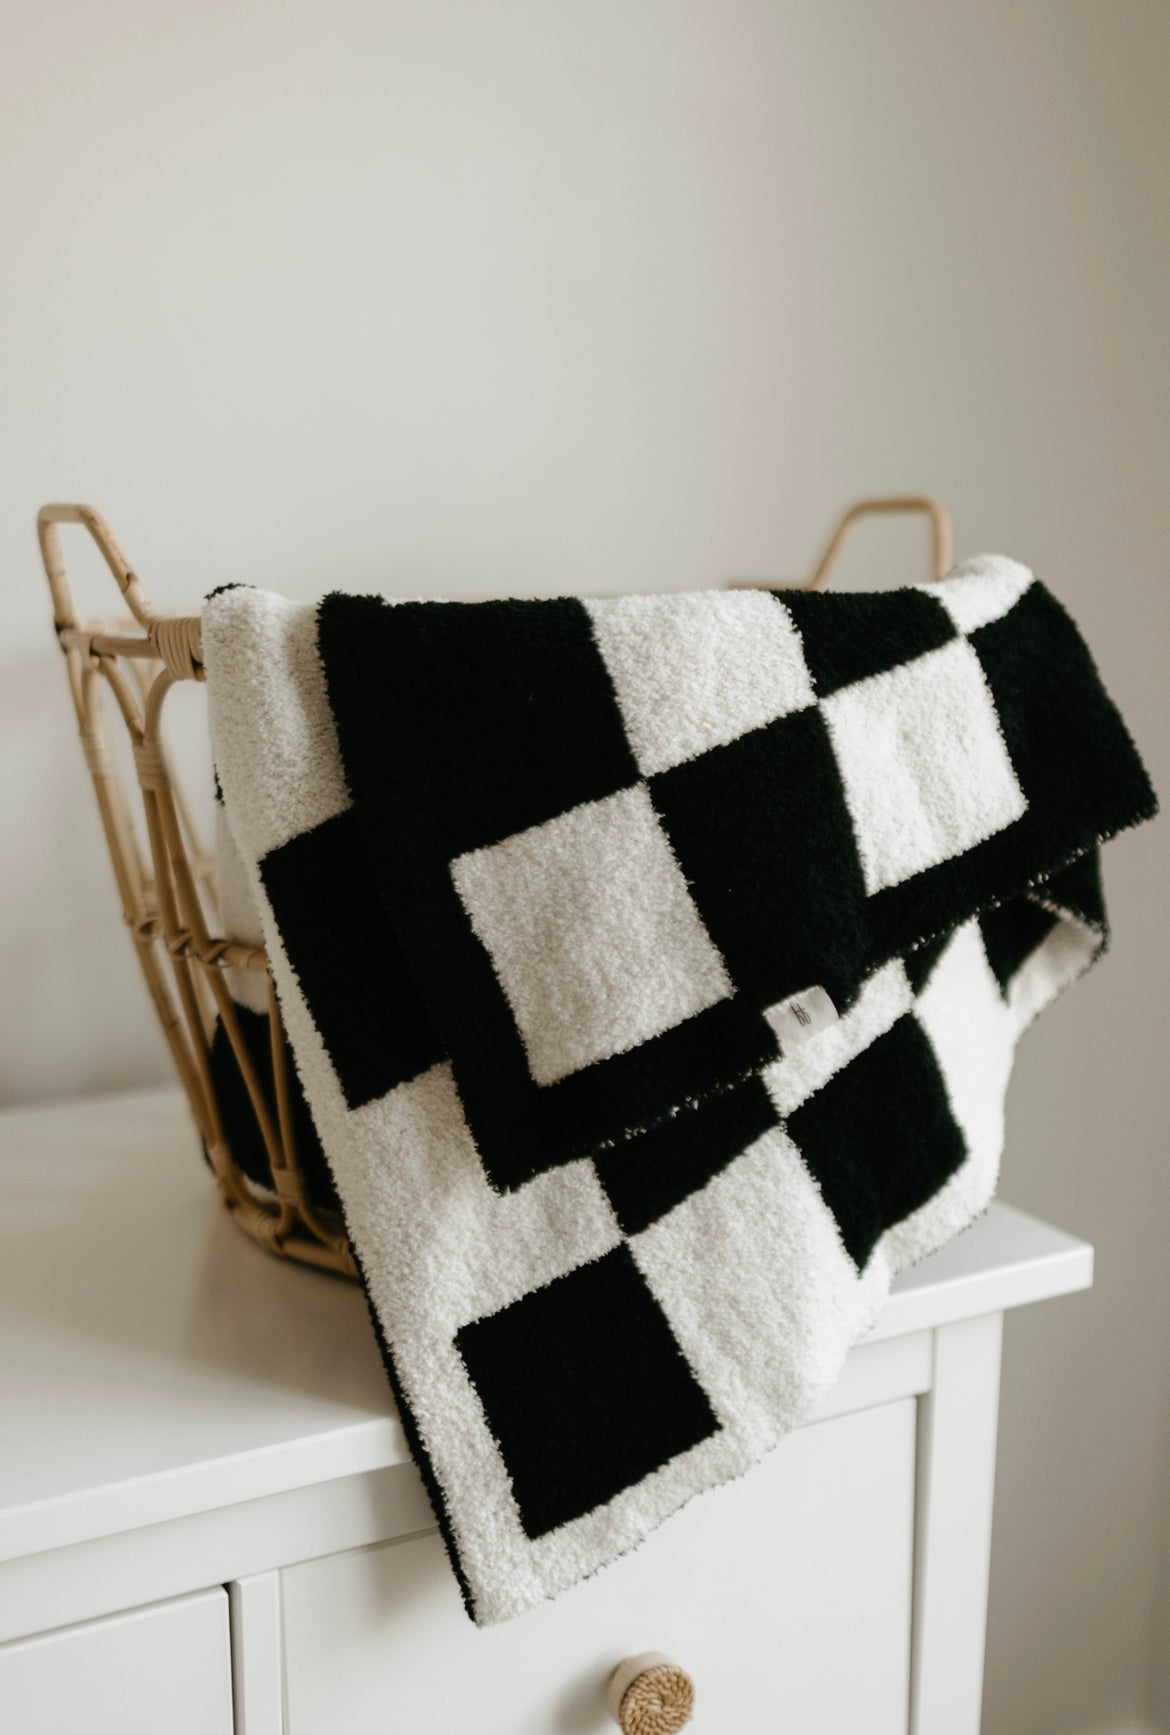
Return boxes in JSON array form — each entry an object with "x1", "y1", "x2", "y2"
[
  {"x1": 807, "y1": 495, "x2": 952, "y2": 591},
  {"x1": 37, "y1": 503, "x2": 204, "y2": 681}
]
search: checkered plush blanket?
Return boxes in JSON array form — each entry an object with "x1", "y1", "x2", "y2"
[{"x1": 205, "y1": 556, "x2": 1155, "y2": 1625}]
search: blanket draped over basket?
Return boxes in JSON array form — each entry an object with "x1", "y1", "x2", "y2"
[{"x1": 204, "y1": 556, "x2": 1156, "y2": 1625}]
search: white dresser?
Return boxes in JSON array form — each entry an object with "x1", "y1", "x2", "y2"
[{"x1": 0, "y1": 1088, "x2": 1091, "y2": 1734}]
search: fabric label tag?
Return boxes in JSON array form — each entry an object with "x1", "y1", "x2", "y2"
[{"x1": 765, "y1": 985, "x2": 840, "y2": 1051}]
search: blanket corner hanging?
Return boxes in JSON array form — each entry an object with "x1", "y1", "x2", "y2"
[{"x1": 204, "y1": 553, "x2": 1156, "y2": 1625}]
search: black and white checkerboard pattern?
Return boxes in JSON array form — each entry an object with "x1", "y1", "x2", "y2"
[{"x1": 205, "y1": 558, "x2": 1153, "y2": 1624}]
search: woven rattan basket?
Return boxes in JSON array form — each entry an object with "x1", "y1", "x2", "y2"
[
  {"x1": 39, "y1": 496, "x2": 950, "y2": 1279},
  {"x1": 39, "y1": 503, "x2": 356, "y2": 1275}
]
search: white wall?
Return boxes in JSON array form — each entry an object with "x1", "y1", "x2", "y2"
[{"x1": 2, "y1": 2, "x2": 1167, "y2": 1727}]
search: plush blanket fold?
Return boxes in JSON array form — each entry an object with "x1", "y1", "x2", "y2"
[{"x1": 205, "y1": 556, "x2": 1155, "y2": 1625}]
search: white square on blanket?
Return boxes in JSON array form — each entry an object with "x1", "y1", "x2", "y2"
[
  {"x1": 929, "y1": 554, "x2": 1033, "y2": 636},
  {"x1": 822, "y1": 638, "x2": 1027, "y2": 895},
  {"x1": 586, "y1": 589, "x2": 815, "y2": 776},
  {"x1": 451, "y1": 784, "x2": 733, "y2": 1085}
]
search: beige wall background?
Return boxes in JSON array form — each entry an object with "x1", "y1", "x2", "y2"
[{"x1": 1, "y1": 2, "x2": 1166, "y2": 1728}]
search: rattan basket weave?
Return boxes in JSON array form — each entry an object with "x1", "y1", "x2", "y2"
[{"x1": 39, "y1": 496, "x2": 950, "y2": 1279}]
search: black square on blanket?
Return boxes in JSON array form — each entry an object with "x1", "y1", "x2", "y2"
[
  {"x1": 259, "y1": 809, "x2": 443, "y2": 1109},
  {"x1": 648, "y1": 706, "x2": 869, "y2": 1009},
  {"x1": 456, "y1": 1246, "x2": 719, "y2": 1538},
  {"x1": 324, "y1": 592, "x2": 640, "y2": 861},
  {"x1": 594, "y1": 1073, "x2": 779, "y2": 1236},
  {"x1": 780, "y1": 586, "x2": 956, "y2": 698},
  {"x1": 785, "y1": 1013, "x2": 968, "y2": 1269}
]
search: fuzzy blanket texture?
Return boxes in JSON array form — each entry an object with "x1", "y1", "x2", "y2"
[{"x1": 204, "y1": 556, "x2": 1155, "y2": 1625}]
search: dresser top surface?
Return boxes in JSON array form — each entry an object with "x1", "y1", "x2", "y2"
[{"x1": 0, "y1": 1087, "x2": 1091, "y2": 1565}]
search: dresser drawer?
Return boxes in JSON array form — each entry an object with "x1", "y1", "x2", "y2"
[
  {"x1": 0, "y1": 1587, "x2": 233, "y2": 1735},
  {"x1": 282, "y1": 1397, "x2": 915, "y2": 1733}
]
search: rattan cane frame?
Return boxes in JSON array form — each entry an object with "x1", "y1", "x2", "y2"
[
  {"x1": 38, "y1": 503, "x2": 356, "y2": 1276},
  {"x1": 37, "y1": 497, "x2": 949, "y2": 1281}
]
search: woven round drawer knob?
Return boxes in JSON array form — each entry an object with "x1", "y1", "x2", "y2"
[{"x1": 606, "y1": 1652, "x2": 695, "y2": 1734}]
